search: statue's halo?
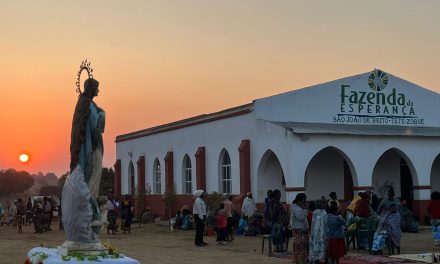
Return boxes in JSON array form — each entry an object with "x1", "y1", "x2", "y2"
[{"x1": 75, "y1": 60, "x2": 94, "y2": 94}]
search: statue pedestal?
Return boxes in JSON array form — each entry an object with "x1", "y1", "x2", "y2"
[
  {"x1": 57, "y1": 241, "x2": 109, "y2": 256},
  {"x1": 26, "y1": 247, "x2": 140, "y2": 264},
  {"x1": 57, "y1": 240, "x2": 109, "y2": 256}
]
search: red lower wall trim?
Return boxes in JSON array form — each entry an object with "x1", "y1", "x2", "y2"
[
  {"x1": 413, "y1": 200, "x2": 430, "y2": 223},
  {"x1": 413, "y1": 185, "x2": 431, "y2": 190}
]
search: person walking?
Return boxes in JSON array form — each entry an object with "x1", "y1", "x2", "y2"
[
  {"x1": 223, "y1": 195, "x2": 235, "y2": 242},
  {"x1": 16, "y1": 198, "x2": 26, "y2": 233},
  {"x1": 43, "y1": 197, "x2": 52, "y2": 231},
  {"x1": 25, "y1": 198, "x2": 32, "y2": 226},
  {"x1": 193, "y1": 190, "x2": 208, "y2": 247}
]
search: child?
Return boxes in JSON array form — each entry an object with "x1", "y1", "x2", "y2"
[
  {"x1": 327, "y1": 202, "x2": 346, "y2": 264},
  {"x1": 216, "y1": 203, "x2": 227, "y2": 245}
]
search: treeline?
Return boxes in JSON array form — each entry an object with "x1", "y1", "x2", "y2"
[
  {"x1": 0, "y1": 169, "x2": 34, "y2": 196},
  {"x1": 0, "y1": 167, "x2": 115, "y2": 198}
]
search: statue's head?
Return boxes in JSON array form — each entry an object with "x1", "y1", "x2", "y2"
[{"x1": 84, "y1": 78, "x2": 99, "y2": 98}]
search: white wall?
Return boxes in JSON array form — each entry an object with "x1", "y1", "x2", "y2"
[
  {"x1": 117, "y1": 110, "x2": 295, "y2": 203},
  {"x1": 119, "y1": 112, "x2": 258, "y2": 196},
  {"x1": 117, "y1": 112, "x2": 440, "y2": 201}
]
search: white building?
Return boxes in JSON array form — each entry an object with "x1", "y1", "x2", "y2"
[{"x1": 115, "y1": 69, "x2": 440, "y2": 220}]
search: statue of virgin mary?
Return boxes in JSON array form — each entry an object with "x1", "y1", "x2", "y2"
[{"x1": 61, "y1": 71, "x2": 106, "y2": 250}]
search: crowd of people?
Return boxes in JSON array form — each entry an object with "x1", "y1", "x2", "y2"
[
  {"x1": 0, "y1": 197, "x2": 56, "y2": 234},
  {"x1": 3, "y1": 186, "x2": 440, "y2": 263},
  {"x1": 0, "y1": 190, "x2": 136, "y2": 237},
  {"x1": 186, "y1": 187, "x2": 440, "y2": 263},
  {"x1": 105, "y1": 190, "x2": 133, "y2": 235}
]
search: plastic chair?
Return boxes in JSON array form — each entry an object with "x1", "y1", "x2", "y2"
[
  {"x1": 385, "y1": 236, "x2": 400, "y2": 255},
  {"x1": 261, "y1": 223, "x2": 282, "y2": 254},
  {"x1": 356, "y1": 216, "x2": 380, "y2": 252},
  {"x1": 367, "y1": 216, "x2": 379, "y2": 253}
]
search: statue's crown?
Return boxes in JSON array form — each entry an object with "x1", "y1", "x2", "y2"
[{"x1": 75, "y1": 60, "x2": 94, "y2": 94}]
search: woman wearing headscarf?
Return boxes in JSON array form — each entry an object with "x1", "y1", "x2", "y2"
[
  {"x1": 377, "y1": 187, "x2": 401, "y2": 215},
  {"x1": 371, "y1": 204, "x2": 401, "y2": 254}
]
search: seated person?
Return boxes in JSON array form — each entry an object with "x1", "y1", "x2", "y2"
[
  {"x1": 180, "y1": 208, "x2": 193, "y2": 230},
  {"x1": 235, "y1": 216, "x2": 248, "y2": 236},
  {"x1": 246, "y1": 214, "x2": 263, "y2": 236}
]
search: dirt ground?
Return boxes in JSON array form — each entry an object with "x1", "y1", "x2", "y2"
[{"x1": 0, "y1": 222, "x2": 437, "y2": 264}]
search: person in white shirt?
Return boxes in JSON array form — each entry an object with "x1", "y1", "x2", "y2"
[
  {"x1": 241, "y1": 192, "x2": 256, "y2": 217},
  {"x1": 193, "y1": 190, "x2": 208, "y2": 246}
]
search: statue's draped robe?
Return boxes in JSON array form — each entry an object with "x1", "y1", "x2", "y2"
[{"x1": 63, "y1": 93, "x2": 105, "y2": 243}]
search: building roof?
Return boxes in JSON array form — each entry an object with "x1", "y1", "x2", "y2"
[
  {"x1": 116, "y1": 103, "x2": 253, "y2": 143},
  {"x1": 116, "y1": 69, "x2": 440, "y2": 142}
]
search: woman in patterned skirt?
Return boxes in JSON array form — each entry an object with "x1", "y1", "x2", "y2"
[{"x1": 290, "y1": 193, "x2": 309, "y2": 263}]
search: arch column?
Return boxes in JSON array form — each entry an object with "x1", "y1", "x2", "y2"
[
  {"x1": 341, "y1": 149, "x2": 375, "y2": 196},
  {"x1": 165, "y1": 151, "x2": 174, "y2": 191},
  {"x1": 137, "y1": 156, "x2": 145, "y2": 193},
  {"x1": 238, "y1": 139, "x2": 251, "y2": 194},
  {"x1": 136, "y1": 156, "x2": 145, "y2": 216},
  {"x1": 400, "y1": 151, "x2": 431, "y2": 220},
  {"x1": 195, "y1": 147, "x2": 206, "y2": 191}
]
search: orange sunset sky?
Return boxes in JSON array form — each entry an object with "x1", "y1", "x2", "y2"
[{"x1": 1, "y1": 1, "x2": 440, "y2": 176}]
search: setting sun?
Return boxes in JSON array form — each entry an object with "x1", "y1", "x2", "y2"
[{"x1": 19, "y1": 153, "x2": 29, "y2": 163}]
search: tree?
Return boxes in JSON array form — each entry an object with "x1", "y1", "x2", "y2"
[
  {"x1": 133, "y1": 185, "x2": 145, "y2": 228},
  {"x1": 164, "y1": 185, "x2": 177, "y2": 231},
  {"x1": 99, "y1": 167, "x2": 115, "y2": 196},
  {"x1": 205, "y1": 192, "x2": 224, "y2": 211},
  {"x1": 57, "y1": 168, "x2": 115, "y2": 197},
  {"x1": 0, "y1": 169, "x2": 34, "y2": 197}
]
